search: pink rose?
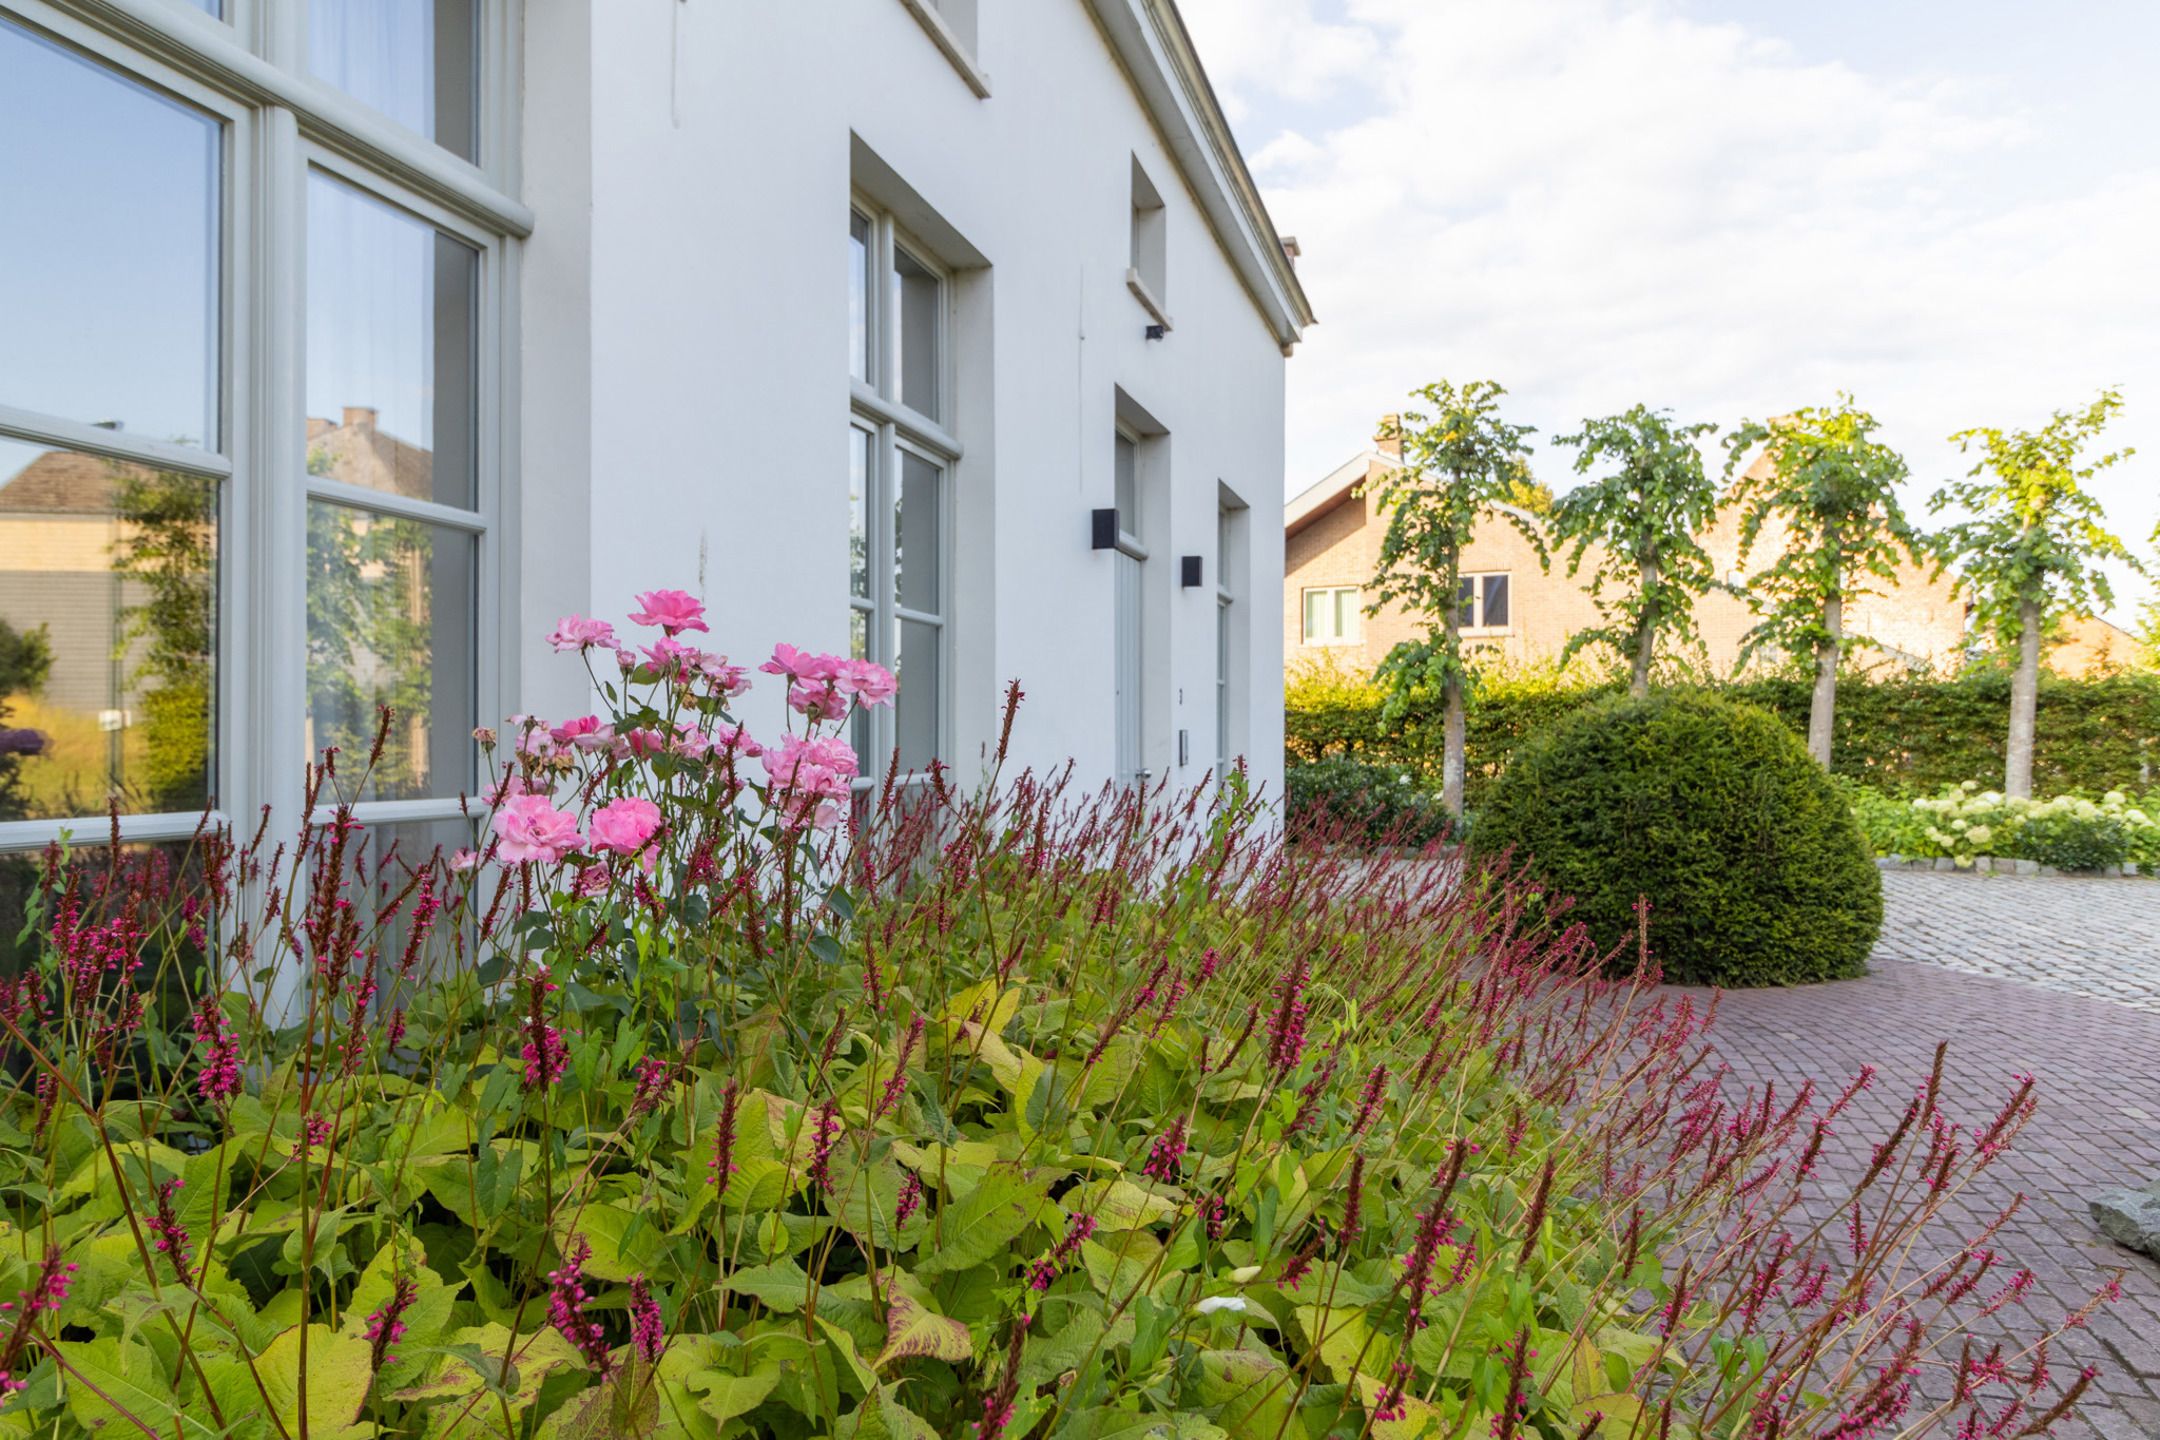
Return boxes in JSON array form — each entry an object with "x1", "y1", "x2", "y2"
[
  {"x1": 448, "y1": 848, "x2": 481, "y2": 872},
  {"x1": 623, "y1": 728, "x2": 670, "y2": 759},
  {"x1": 760, "y1": 643, "x2": 840, "y2": 681},
  {"x1": 549, "y1": 715, "x2": 615, "y2": 753},
  {"x1": 547, "y1": 614, "x2": 618, "y2": 653},
  {"x1": 629, "y1": 589, "x2": 709, "y2": 634},
  {"x1": 698, "y1": 654, "x2": 751, "y2": 696},
  {"x1": 491, "y1": 794, "x2": 582, "y2": 864},
  {"x1": 710, "y1": 722, "x2": 761, "y2": 758},
  {"x1": 590, "y1": 797, "x2": 663, "y2": 857},
  {"x1": 835, "y1": 659, "x2": 897, "y2": 707},
  {"x1": 788, "y1": 679, "x2": 846, "y2": 722},
  {"x1": 640, "y1": 637, "x2": 700, "y2": 674},
  {"x1": 672, "y1": 722, "x2": 712, "y2": 760}
]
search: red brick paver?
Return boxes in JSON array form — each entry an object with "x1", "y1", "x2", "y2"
[{"x1": 1677, "y1": 959, "x2": 2160, "y2": 1439}]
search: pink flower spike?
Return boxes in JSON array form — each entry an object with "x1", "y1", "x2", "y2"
[
  {"x1": 492, "y1": 794, "x2": 582, "y2": 864},
  {"x1": 628, "y1": 589, "x2": 709, "y2": 634}
]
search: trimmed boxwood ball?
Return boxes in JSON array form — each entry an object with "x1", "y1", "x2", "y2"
[{"x1": 1468, "y1": 690, "x2": 1882, "y2": 986}]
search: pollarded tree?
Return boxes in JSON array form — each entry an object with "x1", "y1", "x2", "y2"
[
  {"x1": 1932, "y1": 389, "x2": 2142, "y2": 798},
  {"x1": 1365, "y1": 380, "x2": 1544, "y2": 815},
  {"x1": 1551, "y1": 405, "x2": 1721, "y2": 698},
  {"x1": 1723, "y1": 397, "x2": 1924, "y2": 768}
]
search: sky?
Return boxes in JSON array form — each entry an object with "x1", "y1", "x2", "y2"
[{"x1": 1178, "y1": 0, "x2": 2160, "y2": 622}]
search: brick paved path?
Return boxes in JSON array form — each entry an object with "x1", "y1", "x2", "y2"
[
  {"x1": 1677, "y1": 875, "x2": 2160, "y2": 1437},
  {"x1": 1874, "y1": 869, "x2": 2160, "y2": 1013}
]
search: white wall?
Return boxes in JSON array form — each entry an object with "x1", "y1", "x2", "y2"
[{"x1": 521, "y1": 0, "x2": 1291, "y2": 797}]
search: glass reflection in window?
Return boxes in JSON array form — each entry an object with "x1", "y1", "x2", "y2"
[{"x1": 0, "y1": 440, "x2": 216, "y2": 822}]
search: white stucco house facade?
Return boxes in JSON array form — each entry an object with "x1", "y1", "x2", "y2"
[{"x1": 0, "y1": 0, "x2": 1310, "y2": 867}]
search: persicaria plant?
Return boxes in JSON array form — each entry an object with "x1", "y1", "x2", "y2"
[{"x1": 0, "y1": 588, "x2": 2116, "y2": 1440}]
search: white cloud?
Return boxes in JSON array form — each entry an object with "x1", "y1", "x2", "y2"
[{"x1": 1180, "y1": 0, "x2": 2160, "y2": 616}]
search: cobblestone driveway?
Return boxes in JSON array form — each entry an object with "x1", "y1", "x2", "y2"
[
  {"x1": 1874, "y1": 869, "x2": 2160, "y2": 1013},
  {"x1": 1679, "y1": 872, "x2": 2160, "y2": 1437}
]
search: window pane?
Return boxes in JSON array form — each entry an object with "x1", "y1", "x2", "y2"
[
  {"x1": 1114, "y1": 434, "x2": 1137, "y2": 531},
  {"x1": 1335, "y1": 589, "x2": 1359, "y2": 642},
  {"x1": 0, "y1": 441, "x2": 216, "y2": 821},
  {"x1": 306, "y1": 501, "x2": 474, "y2": 802},
  {"x1": 849, "y1": 211, "x2": 871, "y2": 384},
  {"x1": 1456, "y1": 576, "x2": 1477, "y2": 628},
  {"x1": 307, "y1": 174, "x2": 479, "y2": 511},
  {"x1": 896, "y1": 451, "x2": 941, "y2": 616},
  {"x1": 1482, "y1": 574, "x2": 1510, "y2": 629},
  {"x1": 1302, "y1": 590, "x2": 1324, "y2": 642},
  {"x1": 891, "y1": 245, "x2": 940, "y2": 418},
  {"x1": 849, "y1": 601, "x2": 873, "y2": 767},
  {"x1": 1216, "y1": 599, "x2": 1230, "y2": 766},
  {"x1": 309, "y1": 0, "x2": 478, "y2": 161},
  {"x1": 895, "y1": 617, "x2": 939, "y2": 773},
  {"x1": 0, "y1": 19, "x2": 220, "y2": 448},
  {"x1": 849, "y1": 426, "x2": 872, "y2": 599}
]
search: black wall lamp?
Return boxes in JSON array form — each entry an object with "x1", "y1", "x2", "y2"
[
  {"x1": 1091, "y1": 508, "x2": 1119, "y2": 549},
  {"x1": 1180, "y1": 555, "x2": 1203, "y2": 587}
]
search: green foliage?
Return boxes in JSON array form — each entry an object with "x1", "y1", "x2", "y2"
[
  {"x1": 1549, "y1": 405, "x2": 1721, "y2": 685},
  {"x1": 1846, "y1": 781, "x2": 2160, "y2": 871},
  {"x1": 1287, "y1": 664, "x2": 2160, "y2": 807},
  {"x1": 0, "y1": 608, "x2": 2101, "y2": 1439},
  {"x1": 1284, "y1": 757, "x2": 1455, "y2": 847},
  {"x1": 1366, "y1": 382, "x2": 1546, "y2": 702},
  {"x1": 1722, "y1": 397, "x2": 1924, "y2": 670},
  {"x1": 1467, "y1": 692, "x2": 1883, "y2": 986},
  {"x1": 1932, "y1": 389, "x2": 2141, "y2": 654}
]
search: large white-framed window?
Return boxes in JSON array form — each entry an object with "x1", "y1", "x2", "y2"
[
  {"x1": 1457, "y1": 572, "x2": 1513, "y2": 634},
  {"x1": 0, "y1": 0, "x2": 522, "y2": 888},
  {"x1": 1301, "y1": 585, "x2": 1362, "y2": 645},
  {"x1": 849, "y1": 199, "x2": 955, "y2": 788}
]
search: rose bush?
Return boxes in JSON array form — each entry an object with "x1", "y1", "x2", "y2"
[{"x1": 0, "y1": 592, "x2": 2116, "y2": 1440}]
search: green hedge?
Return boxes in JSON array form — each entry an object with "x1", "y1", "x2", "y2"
[
  {"x1": 1470, "y1": 692, "x2": 1883, "y2": 987},
  {"x1": 1287, "y1": 666, "x2": 2160, "y2": 806}
]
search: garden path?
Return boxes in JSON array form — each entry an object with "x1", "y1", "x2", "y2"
[{"x1": 1677, "y1": 872, "x2": 2160, "y2": 1438}]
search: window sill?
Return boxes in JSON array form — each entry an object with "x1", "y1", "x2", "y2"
[
  {"x1": 1301, "y1": 638, "x2": 1362, "y2": 648},
  {"x1": 1126, "y1": 268, "x2": 1174, "y2": 331},
  {"x1": 895, "y1": 0, "x2": 992, "y2": 98}
]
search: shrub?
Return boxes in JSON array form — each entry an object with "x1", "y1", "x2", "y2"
[
  {"x1": 1852, "y1": 781, "x2": 2160, "y2": 871},
  {"x1": 1470, "y1": 691, "x2": 1883, "y2": 986},
  {"x1": 1284, "y1": 757, "x2": 1454, "y2": 847},
  {"x1": 0, "y1": 595, "x2": 2106, "y2": 1440}
]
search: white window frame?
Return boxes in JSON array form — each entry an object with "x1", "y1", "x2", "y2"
[
  {"x1": 0, "y1": 0, "x2": 524, "y2": 860},
  {"x1": 849, "y1": 197, "x2": 958, "y2": 792},
  {"x1": 1300, "y1": 585, "x2": 1361, "y2": 646},
  {"x1": 1458, "y1": 571, "x2": 1513, "y2": 636}
]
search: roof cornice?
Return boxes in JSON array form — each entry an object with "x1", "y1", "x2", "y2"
[{"x1": 1083, "y1": 0, "x2": 1315, "y2": 351}]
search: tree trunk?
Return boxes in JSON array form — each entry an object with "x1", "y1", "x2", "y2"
[
  {"x1": 1809, "y1": 595, "x2": 1840, "y2": 768},
  {"x1": 1631, "y1": 555, "x2": 1660, "y2": 699},
  {"x1": 2006, "y1": 592, "x2": 2042, "y2": 799},
  {"x1": 1441, "y1": 572, "x2": 1466, "y2": 814},
  {"x1": 1807, "y1": 530, "x2": 1842, "y2": 768}
]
